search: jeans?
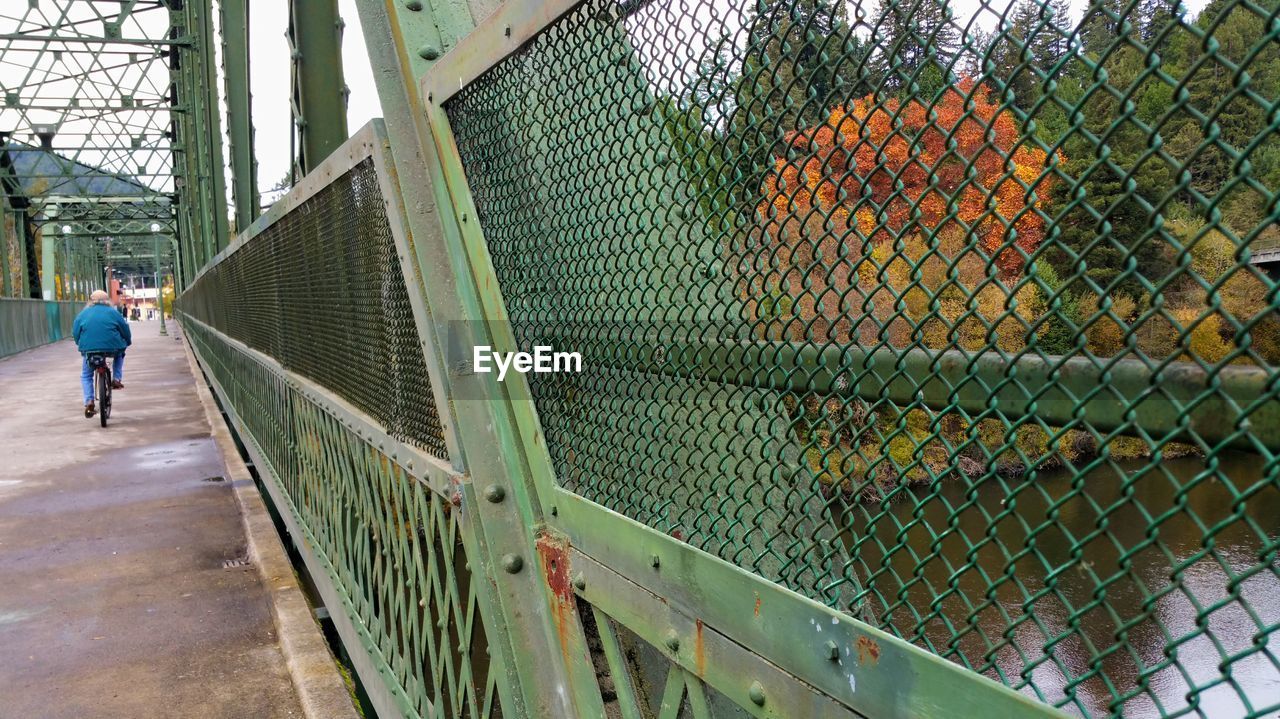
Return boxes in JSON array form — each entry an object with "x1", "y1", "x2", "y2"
[{"x1": 81, "y1": 353, "x2": 124, "y2": 404}]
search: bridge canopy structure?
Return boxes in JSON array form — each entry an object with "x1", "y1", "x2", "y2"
[
  {"x1": 0, "y1": 0, "x2": 209, "y2": 301},
  {"x1": 4, "y1": 0, "x2": 1280, "y2": 719}
]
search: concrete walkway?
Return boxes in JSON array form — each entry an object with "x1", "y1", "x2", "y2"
[{"x1": 0, "y1": 322, "x2": 308, "y2": 718}]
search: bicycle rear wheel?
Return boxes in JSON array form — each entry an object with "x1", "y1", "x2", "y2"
[{"x1": 97, "y1": 369, "x2": 111, "y2": 427}]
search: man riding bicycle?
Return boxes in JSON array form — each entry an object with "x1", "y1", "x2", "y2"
[{"x1": 73, "y1": 289, "x2": 131, "y2": 418}]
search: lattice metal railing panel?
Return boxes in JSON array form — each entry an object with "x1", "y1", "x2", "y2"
[
  {"x1": 183, "y1": 319, "x2": 501, "y2": 719},
  {"x1": 443, "y1": 0, "x2": 1280, "y2": 716},
  {"x1": 180, "y1": 157, "x2": 449, "y2": 460}
]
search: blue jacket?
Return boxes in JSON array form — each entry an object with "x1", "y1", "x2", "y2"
[{"x1": 73, "y1": 303, "x2": 132, "y2": 355}]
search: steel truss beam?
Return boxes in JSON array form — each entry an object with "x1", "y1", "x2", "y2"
[{"x1": 288, "y1": 0, "x2": 347, "y2": 176}]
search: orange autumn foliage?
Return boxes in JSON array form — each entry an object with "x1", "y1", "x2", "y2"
[{"x1": 757, "y1": 81, "x2": 1055, "y2": 275}]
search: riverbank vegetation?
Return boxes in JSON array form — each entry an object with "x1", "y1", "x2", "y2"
[{"x1": 658, "y1": 0, "x2": 1280, "y2": 498}]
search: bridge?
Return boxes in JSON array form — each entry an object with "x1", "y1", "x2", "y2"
[
  {"x1": 2, "y1": 1, "x2": 1279, "y2": 719},
  {"x1": 1250, "y1": 245, "x2": 1280, "y2": 278}
]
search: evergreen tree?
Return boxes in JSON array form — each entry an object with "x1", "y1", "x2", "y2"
[
  {"x1": 961, "y1": 27, "x2": 995, "y2": 79},
  {"x1": 1136, "y1": 0, "x2": 1179, "y2": 44},
  {"x1": 1077, "y1": 0, "x2": 1131, "y2": 60},
  {"x1": 723, "y1": 0, "x2": 874, "y2": 220},
  {"x1": 1165, "y1": 0, "x2": 1280, "y2": 230},
  {"x1": 1051, "y1": 44, "x2": 1178, "y2": 296},
  {"x1": 980, "y1": 0, "x2": 1074, "y2": 114},
  {"x1": 1031, "y1": 0, "x2": 1074, "y2": 69},
  {"x1": 986, "y1": 0, "x2": 1044, "y2": 109},
  {"x1": 872, "y1": 0, "x2": 960, "y2": 94}
]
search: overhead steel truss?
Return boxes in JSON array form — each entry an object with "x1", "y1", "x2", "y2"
[{"x1": 0, "y1": 0, "x2": 229, "y2": 298}]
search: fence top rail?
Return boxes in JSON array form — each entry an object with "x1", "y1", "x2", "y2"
[
  {"x1": 187, "y1": 120, "x2": 389, "y2": 287},
  {"x1": 0, "y1": 297, "x2": 80, "y2": 304},
  {"x1": 422, "y1": 0, "x2": 581, "y2": 107}
]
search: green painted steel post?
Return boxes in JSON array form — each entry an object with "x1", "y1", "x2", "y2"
[
  {"x1": 1, "y1": 205, "x2": 11, "y2": 298},
  {"x1": 62, "y1": 236, "x2": 70, "y2": 300},
  {"x1": 40, "y1": 232, "x2": 55, "y2": 300},
  {"x1": 172, "y1": 9, "x2": 200, "y2": 272},
  {"x1": 154, "y1": 236, "x2": 167, "y2": 336},
  {"x1": 288, "y1": 0, "x2": 348, "y2": 173},
  {"x1": 220, "y1": 0, "x2": 259, "y2": 232},
  {"x1": 73, "y1": 241, "x2": 84, "y2": 299},
  {"x1": 78, "y1": 240, "x2": 87, "y2": 299},
  {"x1": 185, "y1": 0, "x2": 229, "y2": 258},
  {"x1": 351, "y1": 1, "x2": 609, "y2": 716},
  {"x1": 178, "y1": 0, "x2": 219, "y2": 267},
  {"x1": 168, "y1": 237, "x2": 182, "y2": 292},
  {"x1": 15, "y1": 209, "x2": 30, "y2": 298},
  {"x1": 194, "y1": 0, "x2": 231, "y2": 251}
]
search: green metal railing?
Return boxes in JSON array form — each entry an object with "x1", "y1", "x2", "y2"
[
  {"x1": 180, "y1": 125, "x2": 506, "y2": 719},
  {"x1": 422, "y1": 0, "x2": 1280, "y2": 714},
  {"x1": 179, "y1": 0, "x2": 1280, "y2": 717},
  {"x1": 1, "y1": 298, "x2": 79, "y2": 358}
]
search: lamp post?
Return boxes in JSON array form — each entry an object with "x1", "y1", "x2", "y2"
[{"x1": 152, "y1": 224, "x2": 167, "y2": 336}]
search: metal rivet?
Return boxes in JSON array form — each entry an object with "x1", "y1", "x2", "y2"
[
  {"x1": 404, "y1": 0, "x2": 423, "y2": 9},
  {"x1": 501, "y1": 554, "x2": 523, "y2": 573},
  {"x1": 650, "y1": 554, "x2": 660, "y2": 568},
  {"x1": 824, "y1": 640, "x2": 839, "y2": 661},
  {"x1": 484, "y1": 485, "x2": 506, "y2": 503},
  {"x1": 418, "y1": 44, "x2": 441, "y2": 60},
  {"x1": 664, "y1": 630, "x2": 680, "y2": 652},
  {"x1": 572, "y1": 573, "x2": 586, "y2": 590},
  {"x1": 748, "y1": 681, "x2": 766, "y2": 706}
]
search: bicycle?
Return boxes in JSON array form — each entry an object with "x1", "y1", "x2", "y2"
[{"x1": 87, "y1": 352, "x2": 114, "y2": 427}]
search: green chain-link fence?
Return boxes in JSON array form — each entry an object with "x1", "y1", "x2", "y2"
[
  {"x1": 1, "y1": 298, "x2": 80, "y2": 358},
  {"x1": 180, "y1": 158, "x2": 450, "y2": 460},
  {"x1": 177, "y1": 127, "x2": 501, "y2": 718},
  {"x1": 442, "y1": 0, "x2": 1280, "y2": 715}
]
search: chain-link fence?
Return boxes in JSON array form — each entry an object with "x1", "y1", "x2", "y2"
[
  {"x1": 176, "y1": 130, "x2": 503, "y2": 717},
  {"x1": 445, "y1": 0, "x2": 1280, "y2": 715},
  {"x1": 183, "y1": 318, "x2": 501, "y2": 718},
  {"x1": 180, "y1": 158, "x2": 449, "y2": 460},
  {"x1": 0, "y1": 298, "x2": 80, "y2": 358}
]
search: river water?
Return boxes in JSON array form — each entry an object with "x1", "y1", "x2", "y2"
[{"x1": 848, "y1": 452, "x2": 1280, "y2": 718}]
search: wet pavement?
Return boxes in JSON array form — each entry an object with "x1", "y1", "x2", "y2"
[{"x1": 0, "y1": 321, "x2": 305, "y2": 718}]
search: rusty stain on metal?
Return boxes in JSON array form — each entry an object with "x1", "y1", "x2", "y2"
[
  {"x1": 536, "y1": 533, "x2": 573, "y2": 603},
  {"x1": 855, "y1": 635, "x2": 880, "y2": 666},
  {"x1": 535, "y1": 532, "x2": 579, "y2": 679},
  {"x1": 754, "y1": 593, "x2": 761, "y2": 618},
  {"x1": 694, "y1": 619, "x2": 706, "y2": 677}
]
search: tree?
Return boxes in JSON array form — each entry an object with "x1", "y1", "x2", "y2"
[
  {"x1": 872, "y1": 0, "x2": 961, "y2": 94},
  {"x1": 1164, "y1": 0, "x2": 1280, "y2": 231},
  {"x1": 1032, "y1": 0, "x2": 1074, "y2": 69},
  {"x1": 985, "y1": 0, "x2": 1047, "y2": 110},
  {"x1": 723, "y1": 0, "x2": 874, "y2": 220},
  {"x1": 1049, "y1": 64, "x2": 1178, "y2": 299},
  {"x1": 1077, "y1": 0, "x2": 1131, "y2": 60},
  {"x1": 1046, "y1": 0, "x2": 1186, "y2": 297},
  {"x1": 744, "y1": 81, "x2": 1056, "y2": 344}
]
